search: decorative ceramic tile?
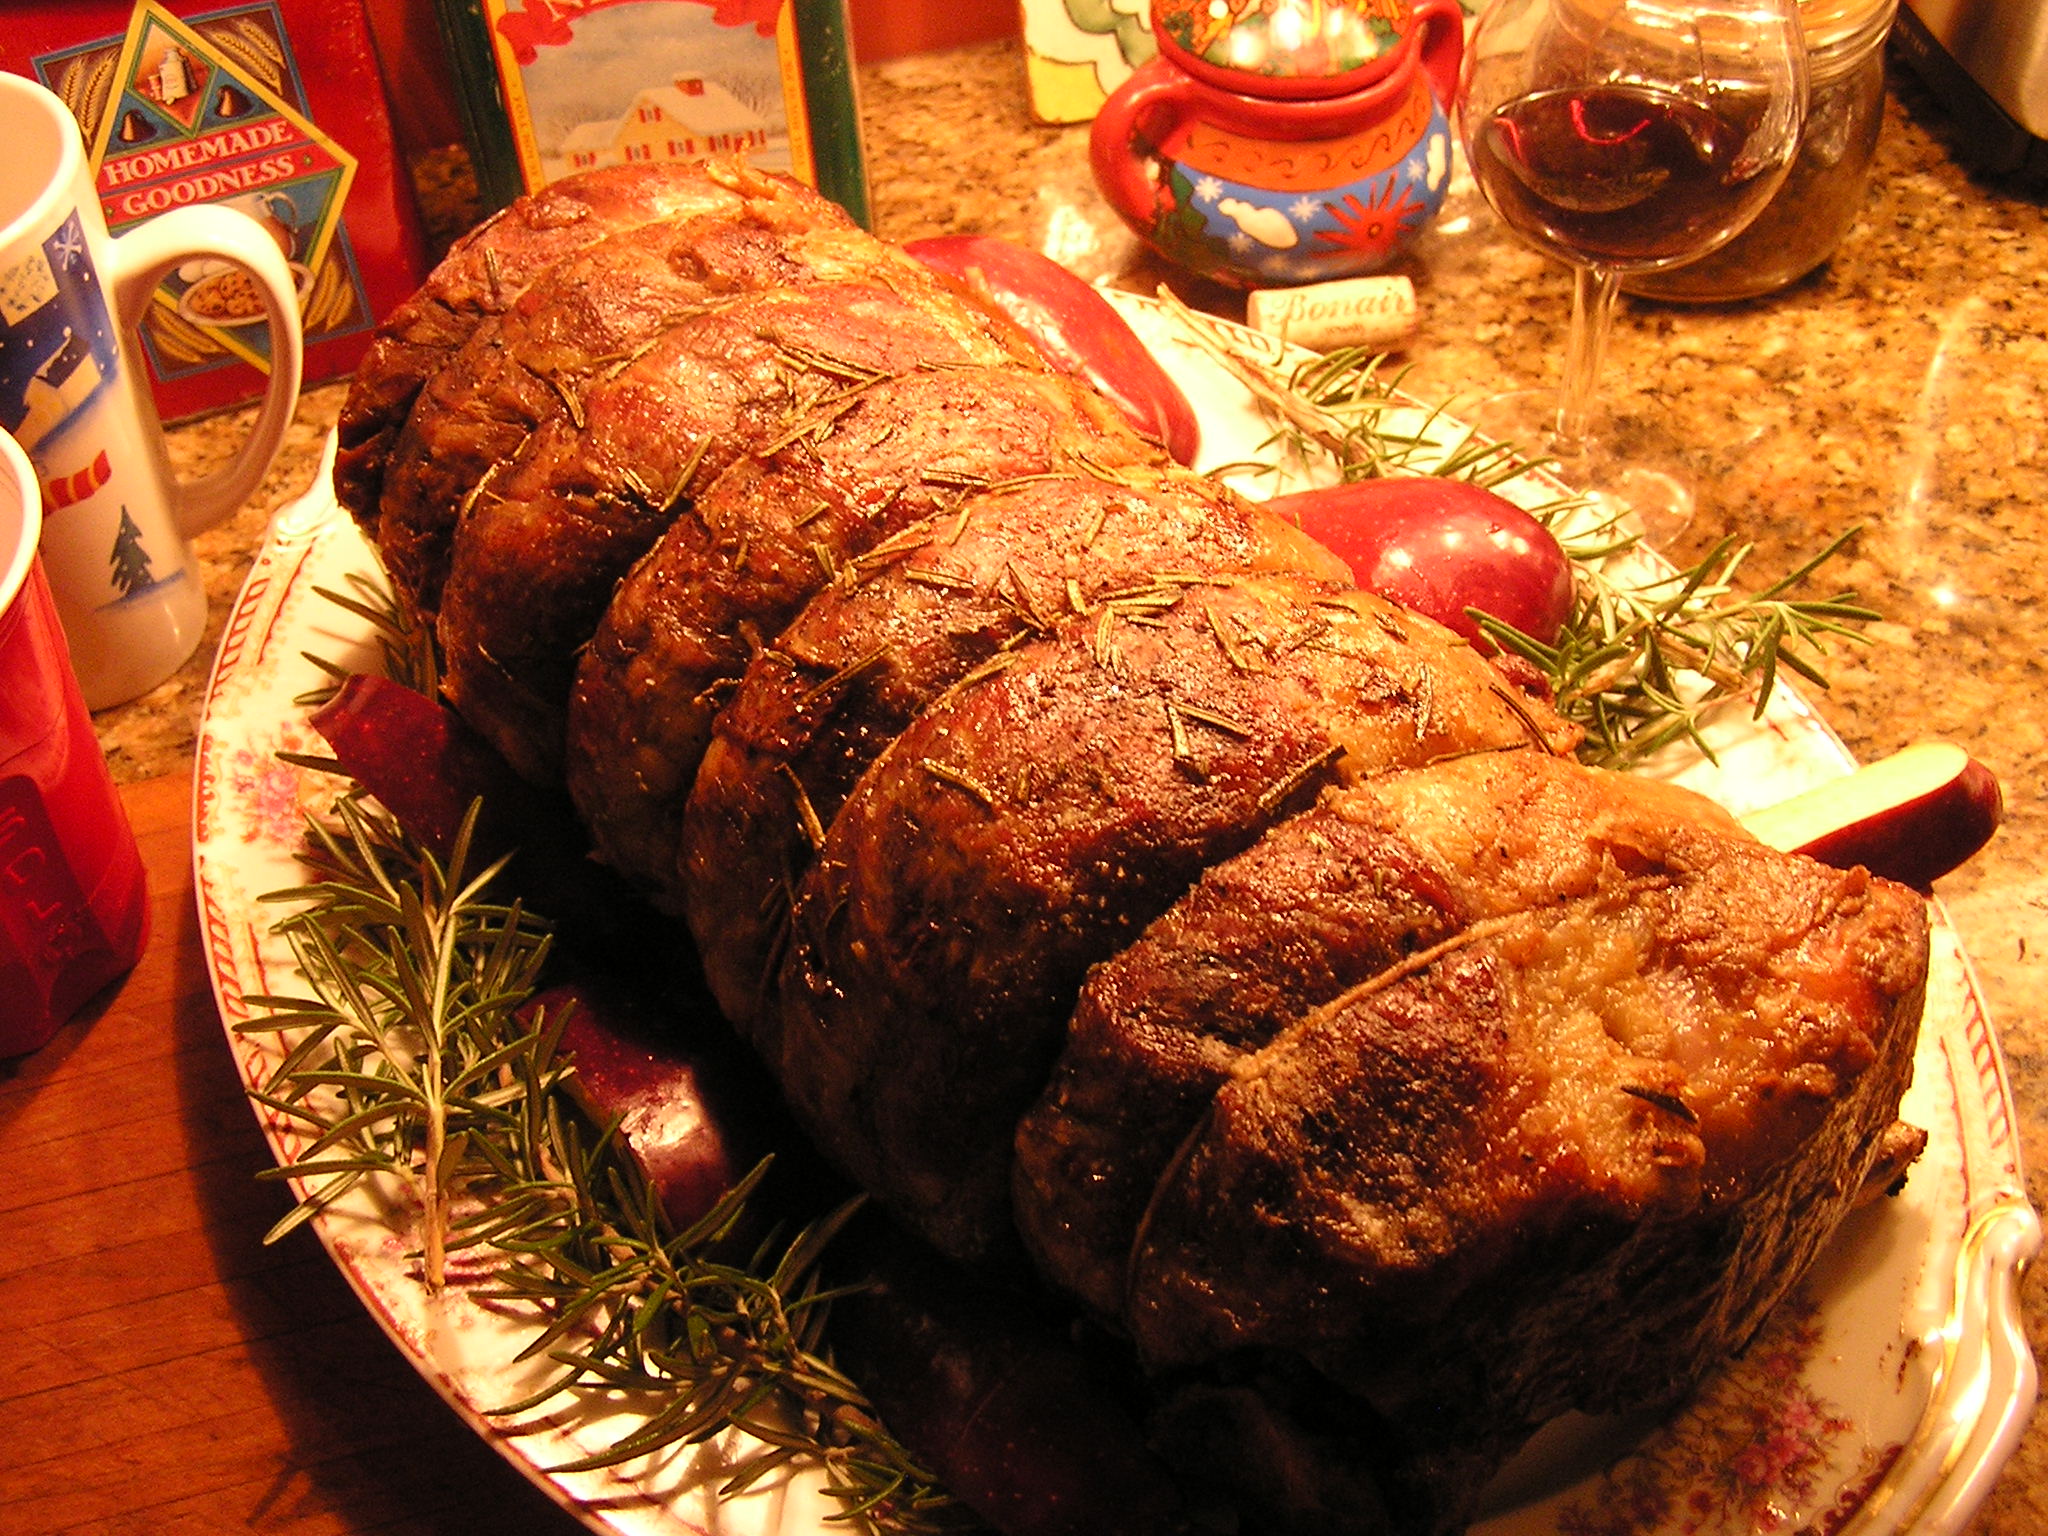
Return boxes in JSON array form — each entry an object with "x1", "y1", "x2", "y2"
[{"x1": 1018, "y1": 0, "x2": 1155, "y2": 123}]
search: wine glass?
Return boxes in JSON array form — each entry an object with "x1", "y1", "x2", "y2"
[{"x1": 1458, "y1": 0, "x2": 1807, "y2": 532}]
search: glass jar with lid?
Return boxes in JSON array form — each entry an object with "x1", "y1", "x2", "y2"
[{"x1": 1625, "y1": 0, "x2": 1897, "y2": 301}]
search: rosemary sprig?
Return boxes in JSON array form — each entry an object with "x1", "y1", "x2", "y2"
[
  {"x1": 1161, "y1": 290, "x2": 1527, "y2": 488},
  {"x1": 293, "y1": 568, "x2": 439, "y2": 706},
  {"x1": 240, "y1": 794, "x2": 555, "y2": 1288},
  {"x1": 238, "y1": 777, "x2": 959, "y2": 1530},
  {"x1": 1480, "y1": 521, "x2": 1879, "y2": 770},
  {"x1": 1168, "y1": 294, "x2": 1878, "y2": 769}
]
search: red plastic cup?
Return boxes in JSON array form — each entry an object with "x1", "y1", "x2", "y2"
[{"x1": 1, "y1": 426, "x2": 149, "y2": 1055}]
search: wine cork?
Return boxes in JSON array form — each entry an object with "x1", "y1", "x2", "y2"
[{"x1": 1246, "y1": 275, "x2": 1418, "y2": 352}]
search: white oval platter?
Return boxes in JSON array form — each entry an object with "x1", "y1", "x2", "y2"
[{"x1": 192, "y1": 293, "x2": 2039, "y2": 1536}]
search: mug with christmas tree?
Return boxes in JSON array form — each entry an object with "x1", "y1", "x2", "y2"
[{"x1": 1, "y1": 70, "x2": 302, "y2": 708}]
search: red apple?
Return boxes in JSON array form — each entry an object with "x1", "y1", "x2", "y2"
[
  {"x1": 1739, "y1": 741, "x2": 2003, "y2": 890},
  {"x1": 904, "y1": 234, "x2": 1201, "y2": 466},
  {"x1": 1262, "y1": 477, "x2": 1576, "y2": 648}
]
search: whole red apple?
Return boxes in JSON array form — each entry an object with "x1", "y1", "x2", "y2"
[{"x1": 1263, "y1": 477, "x2": 1575, "y2": 648}]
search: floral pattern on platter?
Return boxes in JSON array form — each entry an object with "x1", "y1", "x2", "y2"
[
  {"x1": 220, "y1": 727, "x2": 321, "y2": 847},
  {"x1": 1554, "y1": 1295, "x2": 1882, "y2": 1536}
]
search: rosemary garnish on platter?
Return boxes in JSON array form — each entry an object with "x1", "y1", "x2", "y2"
[
  {"x1": 241, "y1": 594, "x2": 960, "y2": 1533},
  {"x1": 1480, "y1": 524, "x2": 1877, "y2": 770},
  {"x1": 1163, "y1": 293, "x2": 1528, "y2": 488},
  {"x1": 1166, "y1": 294, "x2": 1878, "y2": 769},
  {"x1": 239, "y1": 799, "x2": 960, "y2": 1530},
  {"x1": 241, "y1": 797, "x2": 554, "y2": 1291}
]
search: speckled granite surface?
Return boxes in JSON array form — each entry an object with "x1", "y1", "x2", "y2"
[{"x1": 113, "y1": 36, "x2": 2044, "y2": 1534}]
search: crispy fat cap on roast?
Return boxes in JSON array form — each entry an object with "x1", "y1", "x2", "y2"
[
  {"x1": 369, "y1": 194, "x2": 870, "y2": 617},
  {"x1": 1017, "y1": 751, "x2": 1927, "y2": 1530}
]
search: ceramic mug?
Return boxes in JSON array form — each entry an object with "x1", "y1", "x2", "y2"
[
  {"x1": 0, "y1": 71, "x2": 303, "y2": 710},
  {"x1": 1091, "y1": 0, "x2": 1464, "y2": 289},
  {"x1": 1, "y1": 424, "x2": 150, "y2": 1055}
]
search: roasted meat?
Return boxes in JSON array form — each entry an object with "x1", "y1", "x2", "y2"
[
  {"x1": 334, "y1": 160, "x2": 808, "y2": 570},
  {"x1": 368, "y1": 195, "x2": 857, "y2": 615},
  {"x1": 683, "y1": 467, "x2": 1350, "y2": 1031},
  {"x1": 1016, "y1": 752, "x2": 1925, "y2": 1527},
  {"x1": 334, "y1": 161, "x2": 1932, "y2": 1536},
  {"x1": 565, "y1": 361, "x2": 1148, "y2": 890},
  {"x1": 771, "y1": 573, "x2": 1580, "y2": 1264}
]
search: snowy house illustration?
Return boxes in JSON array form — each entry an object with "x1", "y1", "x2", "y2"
[
  {"x1": 16, "y1": 328, "x2": 106, "y2": 446},
  {"x1": 550, "y1": 76, "x2": 779, "y2": 179}
]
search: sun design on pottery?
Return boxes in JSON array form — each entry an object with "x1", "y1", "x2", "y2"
[{"x1": 1314, "y1": 176, "x2": 1428, "y2": 255}]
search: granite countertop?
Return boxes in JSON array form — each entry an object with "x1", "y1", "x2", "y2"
[{"x1": 110, "y1": 35, "x2": 2044, "y2": 1534}]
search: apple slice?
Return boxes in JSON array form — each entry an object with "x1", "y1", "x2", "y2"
[
  {"x1": 1739, "y1": 741, "x2": 2002, "y2": 890},
  {"x1": 528, "y1": 977, "x2": 783, "y2": 1235}
]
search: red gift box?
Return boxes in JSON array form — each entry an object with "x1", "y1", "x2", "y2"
[{"x1": 0, "y1": 0, "x2": 431, "y2": 421}]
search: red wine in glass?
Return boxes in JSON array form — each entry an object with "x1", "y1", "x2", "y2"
[
  {"x1": 1455, "y1": 0, "x2": 1803, "y2": 531},
  {"x1": 1470, "y1": 84, "x2": 1773, "y2": 269}
]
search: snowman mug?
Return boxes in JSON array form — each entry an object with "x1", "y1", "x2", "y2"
[{"x1": 0, "y1": 71, "x2": 302, "y2": 709}]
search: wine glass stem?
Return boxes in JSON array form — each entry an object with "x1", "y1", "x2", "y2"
[{"x1": 1556, "y1": 263, "x2": 1621, "y2": 452}]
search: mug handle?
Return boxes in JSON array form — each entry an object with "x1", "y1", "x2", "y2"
[
  {"x1": 1090, "y1": 56, "x2": 1202, "y2": 236},
  {"x1": 103, "y1": 207, "x2": 304, "y2": 539},
  {"x1": 1410, "y1": 0, "x2": 1467, "y2": 112}
]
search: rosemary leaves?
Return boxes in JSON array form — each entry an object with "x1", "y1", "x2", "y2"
[
  {"x1": 1172, "y1": 296, "x2": 1878, "y2": 770},
  {"x1": 238, "y1": 793, "x2": 959, "y2": 1531}
]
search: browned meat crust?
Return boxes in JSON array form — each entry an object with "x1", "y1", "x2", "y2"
[
  {"x1": 1017, "y1": 753, "x2": 1927, "y2": 1529},
  {"x1": 564, "y1": 365, "x2": 1150, "y2": 892},
  {"x1": 436, "y1": 275, "x2": 1055, "y2": 783},
  {"x1": 363, "y1": 183, "x2": 940, "y2": 619},
  {"x1": 771, "y1": 574, "x2": 1578, "y2": 1264},
  {"x1": 334, "y1": 161, "x2": 805, "y2": 543},
  {"x1": 681, "y1": 467, "x2": 1351, "y2": 1029}
]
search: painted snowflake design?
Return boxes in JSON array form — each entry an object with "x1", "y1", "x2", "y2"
[
  {"x1": 1194, "y1": 174, "x2": 1224, "y2": 204},
  {"x1": 48, "y1": 221, "x2": 86, "y2": 268},
  {"x1": 1288, "y1": 194, "x2": 1321, "y2": 222}
]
